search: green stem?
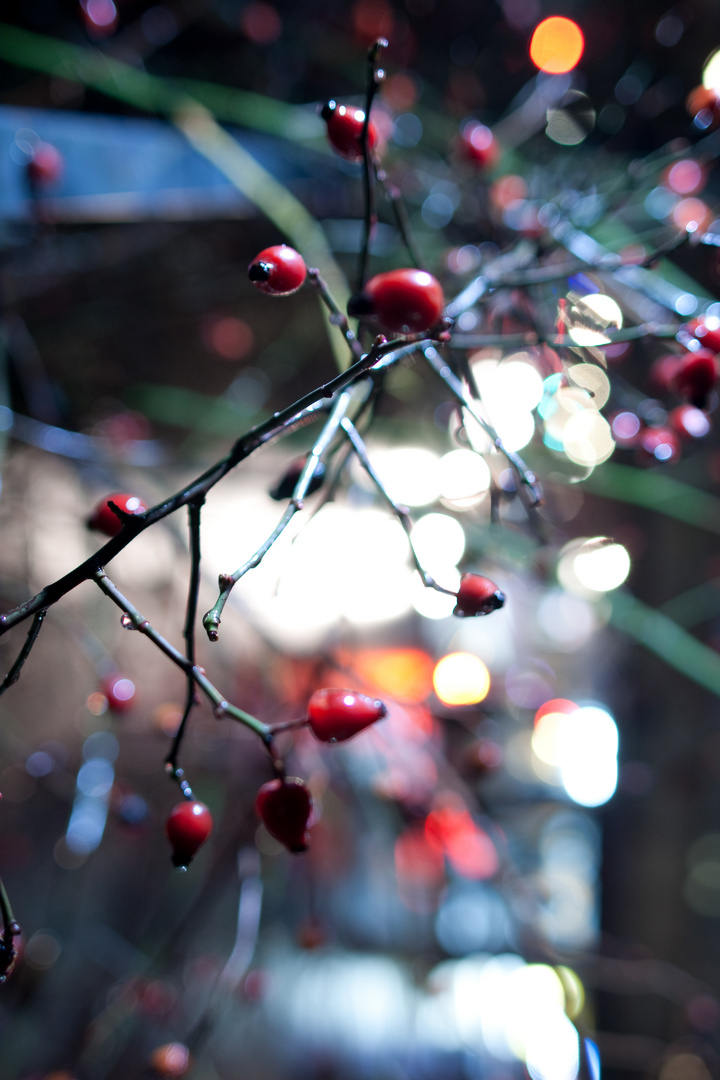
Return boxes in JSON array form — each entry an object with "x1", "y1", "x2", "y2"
[
  {"x1": 581, "y1": 461, "x2": 720, "y2": 536},
  {"x1": 609, "y1": 590, "x2": 720, "y2": 699}
]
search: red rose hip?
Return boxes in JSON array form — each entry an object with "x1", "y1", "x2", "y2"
[
  {"x1": 248, "y1": 245, "x2": 306, "y2": 296},
  {"x1": 103, "y1": 673, "x2": 136, "y2": 713},
  {"x1": 348, "y1": 269, "x2": 445, "y2": 335},
  {"x1": 670, "y1": 349, "x2": 718, "y2": 408},
  {"x1": 307, "y1": 687, "x2": 386, "y2": 742},
  {"x1": 87, "y1": 492, "x2": 148, "y2": 537},
  {"x1": 256, "y1": 777, "x2": 312, "y2": 852},
  {"x1": 321, "y1": 101, "x2": 378, "y2": 162},
  {"x1": 458, "y1": 121, "x2": 499, "y2": 169},
  {"x1": 687, "y1": 315, "x2": 720, "y2": 353},
  {"x1": 166, "y1": 801, "x2": 213, "y2": 867},
  {"x1": 26, "y1": 142, "x2": 64, "y2": 189},
  {"x1": 454, "y1": 574, "x2": 505, "y2": 617}
]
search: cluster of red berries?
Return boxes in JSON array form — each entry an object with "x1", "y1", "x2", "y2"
[
  {"x1": 249, "y1": 245, "x2": 445, "y2": 335},
  {"x1": 165, "y1": 688, "x2": 387, "y2": 864}
]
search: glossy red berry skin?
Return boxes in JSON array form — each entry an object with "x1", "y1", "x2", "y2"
[
  {"x1": 27, "y1": 142, "x2": 64, "y2": 188},
  {"x1": 687, "y1": 316, "x2": 720, "y2": 353},
  {"x1": 103, "y1": 674, "x2": 136, "y2": 713},
  {"x1": 149, "y1": 1042, "x2": 192, "y2": 1077},
  {"x1": 307, "y1": 688, "x2": 387, "y2": 742},
  {"x1": 256, "y1": 777, "x2": 312, "y2": 853},
  {"x1": 166, "y1": 801, "x2": 213, "y2": 867},
  {"x1": 321, "y1": 101, "x2": 378, "y2": 162},
  {"x1": 670, "y1": 349, "x2": 718, "y2": 408},
  {"x1": 454, "y1": 574, "x2": 506, "y2": 617},
  {"x1": 458, "y1": 121, "x2": 499, "y2": 169},
  {"x1": 87, "y1": 492, "x2": 148, "y2": 537},
  {"x1": 349, "y1": 269, "x2": 445, "y2": 335},
  {"x1": 248, "y1": 245, "x2": 307, "y2": 296}
]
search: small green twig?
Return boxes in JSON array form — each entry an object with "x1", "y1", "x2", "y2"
[{"x1": 307, "y1": 268, "x2": 364, "y2": 360}]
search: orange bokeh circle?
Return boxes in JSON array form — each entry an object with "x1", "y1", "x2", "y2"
[{"x1": 529, "y1": 16, "x2": 584, "y2": 75}]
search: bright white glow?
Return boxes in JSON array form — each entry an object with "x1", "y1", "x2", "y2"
[
  {"x1": 369, "y1": 447, "x2": 442, "y2": 506},
  {"x1": 532, "y1": 712, "x2": 572, "y2": 767},
  {"x1": 568, "y1": 293, "x2": 622, "y2": 347},
  {"x1": 412, "y1": 571, "x2": 460, "y2": 619},
  {"x1": 469, "y1": 356, "x2": 540, "y2": 452},
  {"x1": 439, "y1": 449, "x2": 491, "y2": 504},
  {"x1": 573, "y1": 541, "x2": 631, "y2": 592},
  {"x1": 581, "y1": 293, "x2": 623, "y2": 327},
  {"x1": 560, "y1": 706, "x2": 619, "y2": 807},
  {"x1": 562, "y1": 411, "x2": 615, "y2": 466},
  {"x1": 525, "y1": 1013, "x2": 580, "y2": 1080},
  {"x1": 488, "y1": 408, "x2": 535, "y2": 452},
  {"x1": 566, "y1": 364, "x2": 611, "y2": 408},
  {"x1": 411, "y1": 513, "x2": 466, "y2": 570},
  {"x1": 492, "y1": 360, "x2": 545, "y2": 412},
  {"x1": 703, "y1": 48, "x2": 720, "y2": 92},
  {"x1": 433, "y1": 652, "x2": 491, "y2": 705},
  {"x1": 557, "y1": 538, "x2": 630, "y2": 596}
]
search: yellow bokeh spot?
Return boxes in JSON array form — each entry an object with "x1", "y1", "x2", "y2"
[
  {"x1": 433, "y1": 652, "x2": 490, "y2": 706},
  {"x1": 530, "y1": 17, "x2": 584, "y2": 75},
  {"x1": 703, "y1": 48, "x2": 720, "y2": 93}
]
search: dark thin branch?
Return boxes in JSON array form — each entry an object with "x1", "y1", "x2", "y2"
[
  {"x1": 307, "y1": 268, "x2": 364, "y2": 360},
  {"x1": 374, "y1": 166, "x2": 426, "y2": 270},
  {"x1": 341, "y1": 418, "x2": 456, "y2": 595},
  {"x1": 203, "y1": 380, "x2": 375, "y2": 639},
  {"x1": 421, "y1": 345, "x2": 543, "y2": 507},
  {"x1": 93, "y1": 570, "x2": 270, "y2": 743},
  {"x1": 166, "y1": 499, "x2": 204, "y2": 788},
  {"x1": 0, "y1": 339, "x2": 415, "y2": 637},
  {"x1": 357, "y1": 38, "x2": 387, "y2": 290},
  {"x1": 0, "y1": 609, "x2": 46, "y2": 697}
]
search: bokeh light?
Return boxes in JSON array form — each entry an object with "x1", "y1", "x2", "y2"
[
  {"x1": 557, "y1": 537, "x2": 631, "y2": 595},
  {"x1": 529, "y1": 17, "x2": 584, "y2": 75},
  {"x1": 433, "y1": 652, "x2": 491, "y2": 706}
]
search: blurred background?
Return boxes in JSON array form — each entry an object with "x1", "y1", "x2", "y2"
[{"x1": 2, "y1": 0, "x2": 720, "y2": 1078}]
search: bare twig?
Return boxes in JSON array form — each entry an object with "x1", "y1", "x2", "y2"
[
  {"x1": 203, "y1": 380, "x2": 375, "y2": 639},
  {"x1": 166, "y1": 500, "x2": 205, "y2": 792},
  {"x1": 93, "y1": 570, "x2": 270, "y2": 743},
  {"x1": 358, "y1": 38, "x2": 387, "y2": 290},
  {"x1": 0, "y1": 609, "x2": 46, "y2": 697},
  {"x1": 374, "y1": 166, "x2": 426, "y2": 270},
  {"x1": 341, "y1": 418, "x2": 456, "y2": 595},
  {"x1": 307, "y1": 268, "x2": 364, "y2": 360},
  {"x1": 421, "y1": 345, "x2": 543, "y2": 507}
]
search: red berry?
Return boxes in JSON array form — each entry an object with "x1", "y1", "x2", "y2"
[
  {"x1": 638, "y1": 425, "x2": 681, "y2": 464},
  {"x1": 670, "y1": 349, "x2": 718, "y2": 408},
  {"x1": 687, "y1": 315, "x2": 720, "y2": 353},
  {"x1": 103, "y1": 673, "x2": 136, "y2": 713},
  {"x1": 321, "y1": 101, "x2": 378, "y2": 162},
  {"x1": 458, "y1": 121, "x2": 499, "y2": 169},
  {"x1": 87, "y1": 492, "x2": 148, "y2": 537},
  {"x1": 80, "y1": 0, "x2": 118, "y2": 38},
  {"x1": 307, "y1": 687, "x2": 386, "y2": 742},
  {"x1": 669, "y1": 404, "x2": 711, "y2": 440},
  {"x1": 165, "y1": 801, "x2": 213, "y2": 867},
  {"x1": 149, "y1": 1042, "x2": 191, "y2": 1077},
  {"x1": 255, "y1": 777, "x2": 312, "y2": 852},
  {"x1": 248, "y1": 245, "x2": 307, "y2": 296},
  {"x1": 348, "y1": 269, "x2": 445, "y2": 335},
  {"x1": 454, "y1": 574, "x2": 505, "y2": 617},
  {"x1": 26, "y1": 142, "x2": 64, "y2": 189}
]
